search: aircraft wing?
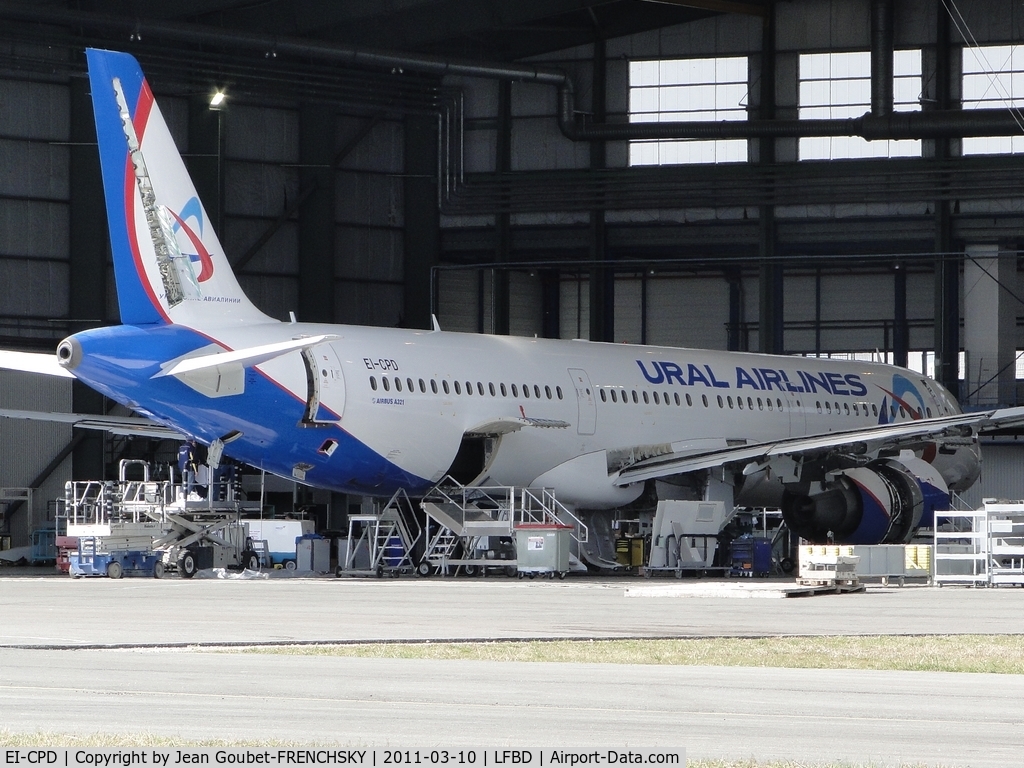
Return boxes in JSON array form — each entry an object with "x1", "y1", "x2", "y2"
[
  {"x1": 0, "y1": 350, "x2": 75, "y2": 378},
  {"x1": 614, "y1": 405, "x2": 1024, "y2": 486},
  {"x1": 0, "y1": 408, "x2": 184, "y2": 439}
]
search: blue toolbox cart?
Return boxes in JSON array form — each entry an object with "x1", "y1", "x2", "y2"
[{"x1": 730, "y1": 535, "x2": 773, "y2": 577}]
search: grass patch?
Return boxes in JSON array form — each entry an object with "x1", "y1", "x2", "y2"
[
  {"x1": 0, "y1": 731, "x2": 313, "y2": 747},
  {"x1": 227, "y1": 635, "x2": 1024, "y2": 674}
]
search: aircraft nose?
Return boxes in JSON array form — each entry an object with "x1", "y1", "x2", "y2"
[{"x1": 56, "y1": 337, "x2": 83, "y2": 371}]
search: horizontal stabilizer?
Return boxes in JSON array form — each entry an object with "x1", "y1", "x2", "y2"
[
  {"x1": 0, "y1": 408, "x2": 184, "y2": 439},
  {"x1": 0, "y1": 350, "x2": 75, "y2": 379},
  {"x1": 153, "y1": 334, "x2": 339, "y2": 378}
]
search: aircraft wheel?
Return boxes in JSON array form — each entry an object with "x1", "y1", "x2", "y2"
[
  {"x1": 152, "y1": 560, "x2": 164, "y2": 579},
  {"x1": 178, "y1": 551, "x2": 198, "y2": 579},
  {"x1": 106, "y1": 560, "x2": 123, "y2": 580},
  {"x1": 240, "y1": 550, "x2": 260, "y2": 572}
]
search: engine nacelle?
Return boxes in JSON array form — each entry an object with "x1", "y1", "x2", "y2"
[{"x1": 782, "y1": 455, "x2": 949, "y2": 544}]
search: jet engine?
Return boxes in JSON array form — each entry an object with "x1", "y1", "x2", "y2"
[{"x1": 781, "y1": 455, "x2": 949, "y2": 545}]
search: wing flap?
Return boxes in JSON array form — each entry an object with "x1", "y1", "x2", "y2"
[
  {"x1": 0, "y1": 408, "x2": 184, "y2": 439},
  {"x1": 614, "y1": 406, "x2": 1024, "y2": 486}
]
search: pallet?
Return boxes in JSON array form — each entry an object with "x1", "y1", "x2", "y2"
[{"x1": 790, "y1": 579, "x2": 865, "y2": 596}]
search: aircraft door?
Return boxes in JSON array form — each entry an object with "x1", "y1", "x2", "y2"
[
  {"x1": 301, "y1": 342, "x2": 346, "y2": 424},
  {"x1": 568, "y1": 368, "x2": 597, "y2": 435}
]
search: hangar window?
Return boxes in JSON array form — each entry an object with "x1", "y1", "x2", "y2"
[
  {"x1": 799, "y1": 50, "x2": 922, "y2": 159},
  {"x1": 370, "y1": 377, "x2": 377, "y2": 391},
  {"x1": 628, "y1": 56, "x2": 749, "y2": 165},
  {"x1": 963, "y1": 45, "x2": 1024, "y2": 155}
]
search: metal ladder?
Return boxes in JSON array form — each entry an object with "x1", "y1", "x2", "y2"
[{"x1": 340, "y1": 489, "x2": 422, "y2": 577}]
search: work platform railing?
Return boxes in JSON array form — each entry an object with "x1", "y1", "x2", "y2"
[{"x1": 417, "y1": 476, "x2": 587, "y2": 575}]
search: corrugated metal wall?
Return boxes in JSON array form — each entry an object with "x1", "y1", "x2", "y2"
[{"x1": 0, "y1": 371, "x2": 72, "y2": 547}]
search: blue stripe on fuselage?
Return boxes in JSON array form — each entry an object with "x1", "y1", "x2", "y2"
[{"x1": 67, "y1": 324, "x2": 430, "y2": 495}]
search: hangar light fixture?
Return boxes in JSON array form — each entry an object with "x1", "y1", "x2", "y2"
[{"x1": 209, "y1": 90, "x2": 226, "y2": 109}]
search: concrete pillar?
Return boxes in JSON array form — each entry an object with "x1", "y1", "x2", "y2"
[
  {"x1": 403, "y1": 112, "x2": 439, "y2": 330},
  {"x1": 69, "y1": 75, "x2": 107, "y2": 480},
  {"x1": 298, "y1": 103, "x2": 336, "y2": 323},
  {"x1": 963, "y1": 244, "x2": 1017, "y2": 406}
]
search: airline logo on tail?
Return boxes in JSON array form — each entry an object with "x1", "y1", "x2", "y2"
[{"x1": 168, "y1": 198, "x2": 215, "y2": 283}]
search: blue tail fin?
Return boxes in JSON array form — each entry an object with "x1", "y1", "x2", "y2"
[{"x1": 87, "y1": 48, "x2": 269, "y2": 327}]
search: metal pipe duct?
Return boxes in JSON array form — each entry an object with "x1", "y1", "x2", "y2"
[
  {"x1": 1, "y1": 0, "x2": 1021, "y2": 143},
  {"x1": 871, "y1": 0, "x2": 894, "y2": 116}
]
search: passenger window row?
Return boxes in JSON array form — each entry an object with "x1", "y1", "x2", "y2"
[
  {"x1": 812, "y1": 400, "x2": 932, "y2": 419},
  {"x1": 599, "y1": 387, "x2": 788, "y2": 413},
  {"x1": 369, "y1": 375, "x2": 564, "y2": 401}
]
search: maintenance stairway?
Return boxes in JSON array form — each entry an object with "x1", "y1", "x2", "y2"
[{"x1": 418, "y1": 477, "x2": 588, "y2": 576}]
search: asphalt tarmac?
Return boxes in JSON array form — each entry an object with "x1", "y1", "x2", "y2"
[{"x1": 2, "y1": 569, "x2": 1023, "y2": 766}]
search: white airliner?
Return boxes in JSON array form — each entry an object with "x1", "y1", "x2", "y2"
[{"x1": 1, "y1": 49, "x2": 1023, "y2": 552}]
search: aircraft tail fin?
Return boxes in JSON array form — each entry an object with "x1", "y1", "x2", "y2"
[{"x1": 86, "y1": 48, "x2": 270, "y2": 327}]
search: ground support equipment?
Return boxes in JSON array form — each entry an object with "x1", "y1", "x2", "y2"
[{"x1": 340, "y1": 489, "x2": 421, "y2": 577}]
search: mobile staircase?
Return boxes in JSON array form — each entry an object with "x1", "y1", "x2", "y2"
[
  {"x1": 417, "y1": 476, "x2": 588, "y2": 576},
  {"x1": 340, "y1": 488, "x2": 423, "y2": 577}
]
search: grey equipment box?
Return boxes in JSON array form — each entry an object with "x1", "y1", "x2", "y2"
[{"x1": 515, "y1": 523, "x2": 572, "y2": 579}]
